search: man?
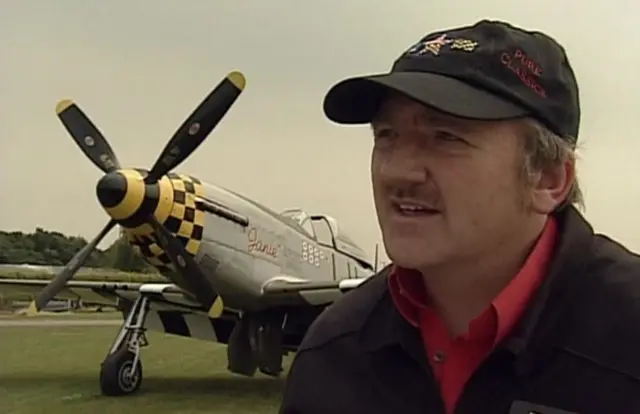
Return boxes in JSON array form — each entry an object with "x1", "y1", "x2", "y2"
[{"x1": 279, "y1": 19, "x2": 640, "y2": 414}]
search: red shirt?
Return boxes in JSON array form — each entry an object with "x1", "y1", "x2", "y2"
[{"x1": 388, "y1": 217, "x2": 558, "y2": 414}]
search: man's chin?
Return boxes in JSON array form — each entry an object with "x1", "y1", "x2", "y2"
[{"x1": 383, "y1": 237, "x2": 447, "y2": 271}]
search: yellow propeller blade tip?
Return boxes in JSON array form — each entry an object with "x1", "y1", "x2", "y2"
[
  {"x1": 20, "y1": 301, "x2": 39, "y2": 317},
  {"x1": 227, "y1": 71, "x2": 246, "y2": 90},
  {"x1": 55, "y1": 99, "x2": 74, "y2": 115},
  {"x1": 207, "y1": 297, "x2": 224, "y2": 319}
]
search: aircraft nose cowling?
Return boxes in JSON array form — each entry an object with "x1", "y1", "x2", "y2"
[
  {"x1": 96, "y1": 169, "x2": 149, "y2": 222},
  {"x1": 96, "y1": 171, "x2": 127, "y2": 208}
]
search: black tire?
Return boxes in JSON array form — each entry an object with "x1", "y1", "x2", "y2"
[{"x1": 99, "y1": 347, "x2": 143, "y2": 396}]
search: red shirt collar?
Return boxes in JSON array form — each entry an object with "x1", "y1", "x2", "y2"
[{"x1": 388, "y1": 216, "x2": 558, "y2": 343}]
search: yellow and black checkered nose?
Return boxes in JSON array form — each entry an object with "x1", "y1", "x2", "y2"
[
  {"x1": 95, "y1": 168, "x2": 206, "y2": 273},
  {"x1": 128, "y1": 172, "x2": 206, "y2": 272}
]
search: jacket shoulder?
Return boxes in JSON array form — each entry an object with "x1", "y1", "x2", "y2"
[
  {"x1": 563, "y1": 234, "x2": 640, "y2": 379},
  {"x1": 586, "y1": 234, "x2": 640, "y2": 295},
  {"x1": 297, "y1": 267, "x2": 392, "y2": 352}
]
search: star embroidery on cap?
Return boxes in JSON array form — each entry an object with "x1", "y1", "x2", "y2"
[{"x1": 406, "y1": 34, "x2": 453, "y2": 56}]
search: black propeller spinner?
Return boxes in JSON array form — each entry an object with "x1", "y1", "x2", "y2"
[{"x1": 26, "y1": 71, "x2": 246, "y2": 315}]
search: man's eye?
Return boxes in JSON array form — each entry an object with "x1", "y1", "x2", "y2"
[{"x1": 435, "y1": 130, "x2": 464, "y2": 143}]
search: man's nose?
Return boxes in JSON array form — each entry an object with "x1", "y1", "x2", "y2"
[{"x1": 378, "y1": 142, "x2": 429, "y2": 184}]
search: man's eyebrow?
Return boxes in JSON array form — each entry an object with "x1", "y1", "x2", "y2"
[{"x1": 424, "y1": 114, "x2": 476, "y2": 132}]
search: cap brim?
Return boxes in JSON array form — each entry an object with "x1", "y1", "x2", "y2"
[{"x1": 323, "y1": 71, "x2": 529, "y2": 124}]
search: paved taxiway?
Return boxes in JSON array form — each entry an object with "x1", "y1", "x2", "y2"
[{"x1": 0, "y1": 319, "x2": 121, "y2": 327}]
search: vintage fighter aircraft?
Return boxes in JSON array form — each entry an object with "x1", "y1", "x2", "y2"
[{"x1": 0, "y1": 70, "x2": 377, "y2": 396}]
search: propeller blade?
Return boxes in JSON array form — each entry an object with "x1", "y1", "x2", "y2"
[
  {"x1": 56, "y1": 99, "x2": 121, "y2": 174},
  {"x1": 146, "y1": 71, "x2": 246, "y2": 183},
  {"x1": 27, "y1": 219, "x2": 117, "y2": 314},
  {"x1": 147, "y1": 216, "x2": 223, "y2": 317}
]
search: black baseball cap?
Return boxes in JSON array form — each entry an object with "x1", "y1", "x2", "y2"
[{"x1": 323, "y1": 20, "x2": 581, "y2": 142}]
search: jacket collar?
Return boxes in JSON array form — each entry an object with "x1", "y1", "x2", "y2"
[{"x1": 359, "y1": 206, "x2": 596, "y2": 374}]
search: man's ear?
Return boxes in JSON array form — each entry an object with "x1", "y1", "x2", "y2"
[{"x1": 530, "y1": 160, "x2": 575, "y2": 214}]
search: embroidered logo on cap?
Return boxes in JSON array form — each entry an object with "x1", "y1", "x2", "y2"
[
  {"x1": 405, "y1": 34, "x2": 478, "y2": 56},
  {"x1": 499, "y1": 49, "x2": 547, "y2": 98}
]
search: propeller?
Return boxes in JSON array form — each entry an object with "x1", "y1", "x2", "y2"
[
  {"x1": 56, "y1": 100, "x2": 121, "y2": 173},
  {"x1": 26, "y1": 71, "x2": 246, "y2": 314},
  {"x1": 25, "y1": 220, "x2": 117, "y2": 314},
  {"x1": 145, "y1": 73, "x2": 245, "y2": 184}
]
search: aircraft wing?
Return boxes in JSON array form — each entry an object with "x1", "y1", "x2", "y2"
[
  {"x1": 0, "y1": 279, "x2": 204, "y2": 311},
  {"x1": 0, "y1": 274, "x2": 374, "y2": 314},
  {"x1": 260, "y1": 275, "x2": 370, "y2": 307}
]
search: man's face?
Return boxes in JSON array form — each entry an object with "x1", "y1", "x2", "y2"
[{"x1": 370, "y1": 93, "x2": 542, "y2": 271}]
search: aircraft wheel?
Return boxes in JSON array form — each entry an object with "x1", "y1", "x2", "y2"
[{"x1": 99, "y1": 347, "x2": 143, "y2": 396}]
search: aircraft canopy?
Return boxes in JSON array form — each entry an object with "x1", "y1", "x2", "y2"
[{"x1": 280, "y1": 208, "x2": 372, "y2": 268}]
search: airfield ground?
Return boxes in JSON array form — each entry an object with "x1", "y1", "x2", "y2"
[{"x1": 0, "y1": 311, "x2": 290, "y2": 413}]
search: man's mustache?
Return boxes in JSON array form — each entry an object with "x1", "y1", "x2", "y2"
[{"x1": 389, "y1": 184, "x2": 442, "y2": 206}]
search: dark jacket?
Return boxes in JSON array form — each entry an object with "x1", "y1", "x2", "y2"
[{"x1": 279, "y1": 207, "x2": 640, "y2": 414}]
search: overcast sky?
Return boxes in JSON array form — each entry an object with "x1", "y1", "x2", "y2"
[{"x1": 1, "y1": 0, "x2": 639, "y2": 263}]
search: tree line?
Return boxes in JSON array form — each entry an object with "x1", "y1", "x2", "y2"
[{"x1": 0, "y1": 227, "x2": 155, "y2": 273}]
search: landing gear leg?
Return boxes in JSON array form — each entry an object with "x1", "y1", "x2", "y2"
[
  {"x1": 248, "y1": 312, "x2": 285, "y2": 377},
  {"x1": 99, "y1": 295, "x2": 150, "y2": 396},
  {"x1": 227, "y1": 314, "x2": 258, "y2": 377}
]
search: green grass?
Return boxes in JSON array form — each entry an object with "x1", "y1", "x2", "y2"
[{"x1": 0, "y1": 323, "x2": 291, "y2": 414}]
